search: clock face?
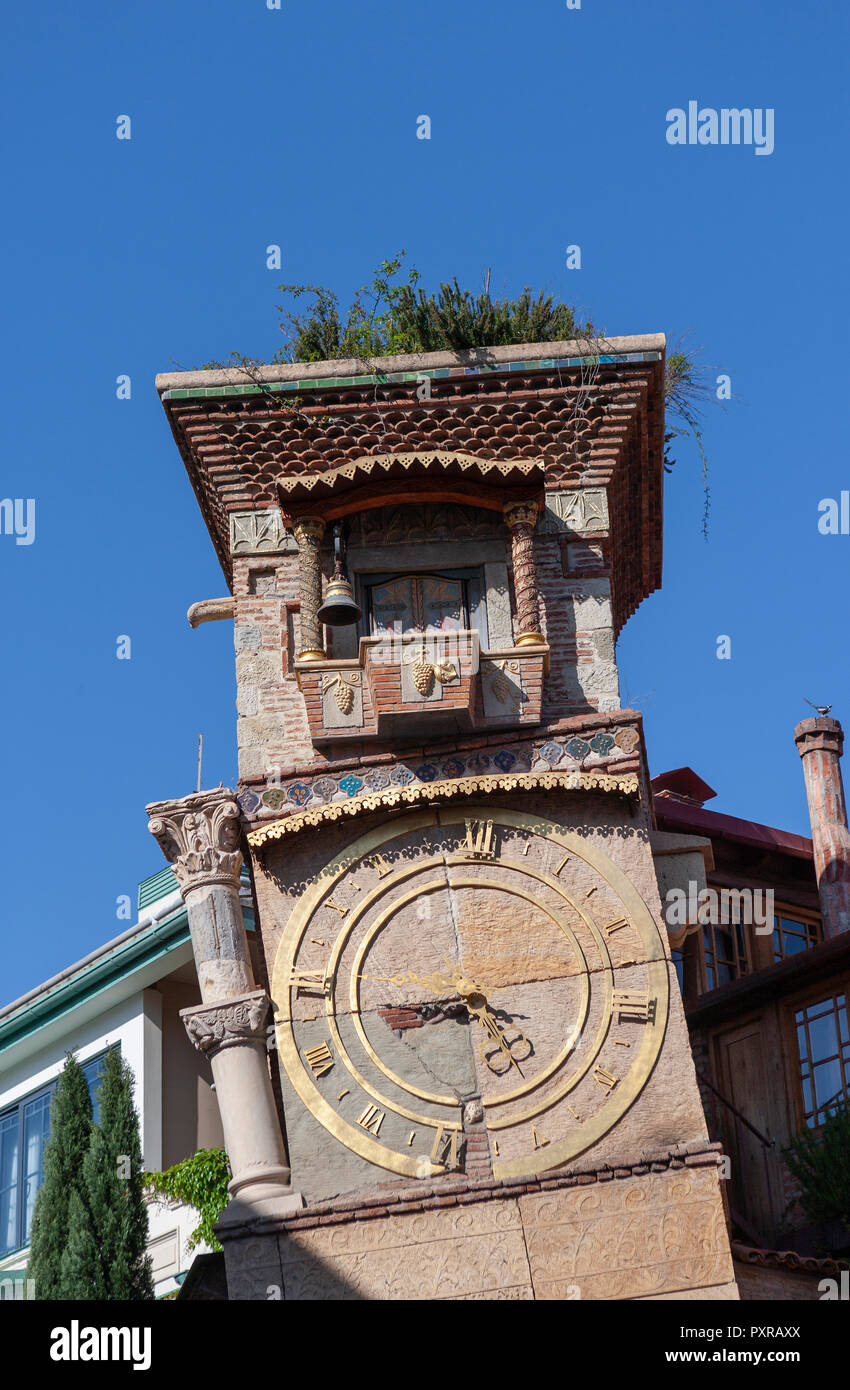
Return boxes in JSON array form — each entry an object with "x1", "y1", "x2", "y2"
[{"x1": 271, "y1": 807, "x2": 668, "y2": 1181}]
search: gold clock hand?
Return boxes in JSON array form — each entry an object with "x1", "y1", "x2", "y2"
[{"x1": 463, "y1": 991, "x2": 533, "y2": 1077}]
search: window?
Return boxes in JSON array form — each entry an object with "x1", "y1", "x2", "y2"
[
  {"x1": 701, "y1": 921, "x2": 749, "y2": 991},
  {"x1": 671, "y1": 947, "x2": 684, "y2": 994},
  {"x1": 362, "y1": 569, "x2": 487, "y2": 644},
  {"x1": 773, "y1": 909, "x2": 821, "y2": 963},
  {"x1": 0, "y1": 1051, "x2": 111, "y2": 1257},
  {"x1": 795, "y1": 994, "x2": 850, "y2": 1128}
]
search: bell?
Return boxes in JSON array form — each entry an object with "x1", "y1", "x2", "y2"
[{"x1": 317, "y1": 573, "x2": 362, "y2": 627}]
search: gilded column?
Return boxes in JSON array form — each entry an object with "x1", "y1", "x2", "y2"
[
  {"x1": 146, "y1": 788, "x2": 302, "y2": 1216},
  {"x1": 503, "y1": 501, "x2": 544, "y2": 646},
  {"x1": 293, "y1": 515, "x2": 326, "y2": 661}
]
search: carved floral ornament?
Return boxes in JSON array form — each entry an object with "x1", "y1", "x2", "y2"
[
  {"x1": 146, "y1": 789, "x2": 243, "y2": 893},
  {"x1": 181, "y1": 989, "x2": 271, "y2": 1056}
]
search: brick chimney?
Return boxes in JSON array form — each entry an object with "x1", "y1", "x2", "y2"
[{"x1": 794, "y1": 716, "x2": 850, "y2": 937}]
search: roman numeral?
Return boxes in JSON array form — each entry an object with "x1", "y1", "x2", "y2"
[
  {"x1": 326, "y1": 897, "x2": 349, "y2": 919},
  {"x1": 593, "y1": 1066, "x2": 619, "y2": 1092},
  {"x1": 463, "y1": 818, "x2": 495, "y2": 858},
  {"x1": 602, "y1": 916, "x2": 628, "y2": 937},
  {"x1": 290, "y1": 969, "x2": 329, "y2": 996},
  {"x1": 303, "y1": 1041, "x2": 334, "y2": 1077},
  {"x1": 531, "y1": 1125, "x2": 549, "y2": 1150},
  {"x1": 370, "y1": 855, "x2": 392, "y2": 878},
  {"x1": 612, "y1": 991, "x2": 657, "y2": 1024},
  {"x1": 430, "y1": 1126, "x2": 460, "y2": 1168},
  {"x1": 554, "y1": 853, "x2": 571, "y2": 875},
  {"x1": 356, "y1": 1104, "x2": 385, "y2": 1137}
]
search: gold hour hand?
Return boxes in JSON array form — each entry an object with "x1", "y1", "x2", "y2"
[{"x1": 464, "y1": 991, "x2": 533, "y2": 1077}]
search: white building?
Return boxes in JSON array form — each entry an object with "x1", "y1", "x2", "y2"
[{"x1": 0, "y1": 865, "x2": 254, "y2": 1298}]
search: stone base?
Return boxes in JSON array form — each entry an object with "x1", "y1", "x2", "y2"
[{"x1": 219, "y1": 1158, "x2": 738, "y2": 1301}]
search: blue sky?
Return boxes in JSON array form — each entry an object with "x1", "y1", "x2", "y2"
[{"x1": 2, "y1": 0, "x2": 848, "y2": 1001}]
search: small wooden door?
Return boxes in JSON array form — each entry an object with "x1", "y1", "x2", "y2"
[{"x1": 715, "y1": 1021, "x2": 779, "y2": 1244}]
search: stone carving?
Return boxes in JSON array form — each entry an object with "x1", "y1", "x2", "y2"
[
  {"x1": 482, "y1": 658, "x2": 522, "y2": 716},
  {"x1": 230, "y1": 509, "x2": 296, "y2": 556},
  {"x1": 518, "y1": 1167, "x2": 734, "y2": 1301},
  {"x1": 539, "y1": 489, "x2": 609, "y2": 536},
  {"x1": 181, "y1": 988, "x2": 270, "y2": 1056},
  {"x1": 404, "y1": 649, "x2": 458, "y2": 697},
  {"x1": 293, "y1": 516, "x2": 325, "y2": 660},
  {"x1": 265, "y1": 1166, "x2": 733, "y2": 1301},
  {"x1": 321, "y1": 670, "x2": 361, "y2": 714},
  {"x1": 503, "y1": 501, "x2": 543, "y2": 644},
  {"x1": 146, "y1": 788, "x2": 243, "y2": 893}
]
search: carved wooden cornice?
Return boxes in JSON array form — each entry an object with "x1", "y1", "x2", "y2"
[
  {"x1": 247, "y1": 769, "x2": 640, "y2": 847},
  {"x1": 277, "y1": 451, "x2": 544, "y2": 507}
]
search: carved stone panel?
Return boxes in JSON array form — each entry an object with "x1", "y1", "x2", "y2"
[
  {"x1": 230, "y1": 510, "x2": 297, "y2": 556},
  {"x1": 540, "y1": 489, "x2": 609, "y2": 535}
]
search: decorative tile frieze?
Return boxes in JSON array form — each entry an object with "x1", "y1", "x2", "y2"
[
  {"x1": 239, "y1": 724, "x2": 639, "y2": 822},
  {"x1": 245, "y1": 765, "x2": 640, "y2": 845}
]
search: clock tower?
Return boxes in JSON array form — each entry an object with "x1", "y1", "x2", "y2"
[{"x1": 148, "y1": 335, "x2": 738, "y2": 1300}]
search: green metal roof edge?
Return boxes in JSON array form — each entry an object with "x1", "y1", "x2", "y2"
[
  {"x1": 0, "y1": 908, "x2": 191, "y2": 1057},
  {"x1": 138, "y1": 865, "x2": 180, "y2": 911},
  {"x1": 161, "y1": 350, "x2": 663, "y2": 402}
]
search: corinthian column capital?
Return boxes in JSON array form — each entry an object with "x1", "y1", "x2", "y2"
[
  {"x1": 146, "y1": 787, "x2": 243, "y2": 894},
  {"x1": 502, "y1": 500, "x2": 540, "y2": 531}
]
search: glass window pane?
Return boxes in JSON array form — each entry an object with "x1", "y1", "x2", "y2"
[
  {"x1": 421, "y1": 576, "x2": 464, "y2": 632},
  {"x1": 812, "y1": 1059, "x2": 844, "y2": 1115},
  {"x1": 0, "y1": 1112, "x2": 20, "y2": 1256},
  {"x1": 782, "y1": 931, "x2": 809, "y2": 958},
  {"x1": 839, "y1": 1002, "x2": 849, "y2": 1045},
  {"x1": 808, "y1": 1013, "x2": 839, "y2": 1064},
  {"x1": 717, "y1": 959, "x2": 733, "y2": 987},
  {"x1": 370, "y1": 577, "x2": 417, "y2": 634},
  {"x1": 22, "y1": 1094, "x2": 51, "y2": 1244},
  {"x1": 82, "y1": 1055, "x2": 108, "y2": 1125},
  {"x1": 802, "y1": 1076, "x2": 813, "y2": 1116}
]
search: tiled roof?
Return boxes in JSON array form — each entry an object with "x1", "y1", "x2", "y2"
[{"x1": 159, "y1": 341, "x2": 666, "y2": 635}]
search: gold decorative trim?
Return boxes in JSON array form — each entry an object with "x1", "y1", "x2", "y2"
[
  {"x1": 277, "y1": 450, "x2": 544, "y2": 497},
  {"x1": 247, "y1": 770, "x2": 640, "y2": 847}
]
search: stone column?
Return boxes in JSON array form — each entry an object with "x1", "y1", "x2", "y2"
[
  {"x1": 794, "y1": 716, "x2": 850, "y2": 938},
  {"x1": 146, "y1": 788, "x2": 301, "y2": 1216},
  {"x1": 293, "y1": 515, "x2": 326, "y2": 661},
  {"x1": 503, "y1": 501, "x2": 544, "y2": 646}
]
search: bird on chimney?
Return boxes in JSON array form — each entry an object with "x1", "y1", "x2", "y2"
[{"x1": 804, "y1": 699, "x2": 833, "y2": 715}]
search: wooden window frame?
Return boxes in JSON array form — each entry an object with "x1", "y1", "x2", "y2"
[
  {"x1": 784, "y1": 982, "x2": 850, "y2": 1133},
  {"x1": 771, "y1": 902, "x2": 822, "y2": 965}
]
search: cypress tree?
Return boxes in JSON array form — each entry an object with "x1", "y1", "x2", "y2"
[
  {"x1": 85, "y1": 1047, "x2": 154, "y2": 1299},
  {"x1": 28, "y1": 1052, "x2": 93, "y2": 1300},
  {"x1": 60, "y1": 1188, "x2": 106, "y2": 1299}
]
